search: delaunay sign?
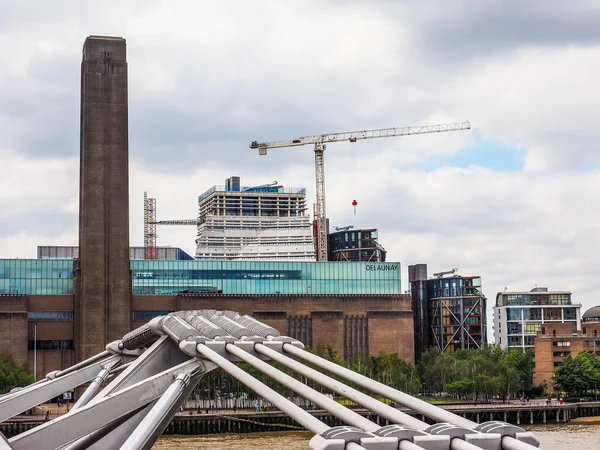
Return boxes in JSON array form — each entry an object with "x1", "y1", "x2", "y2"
[{"x1": 365, "y1": 264, "x2": 399, "y2": 271}]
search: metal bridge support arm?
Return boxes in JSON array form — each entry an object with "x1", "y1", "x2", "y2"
[
  {"x1": 120, "y1": 372, "x2": 193, "y2": 450},
  {"x1": 195, "y1": 343, "x2": 329, "y2": 434},
  {"x1": 255, "y1": 343, "x2": 428, "y2": 432},
  {"x1": 225, "y1": 343, "x2": 378, "y2": 432},
  {"x1": 283, "y1": 344, "x2": 476, "y2": 429},
  {"x1": 0, "y1": 355, "x2": 122, "y2": 422},
  {"x1": 8, "y1": 360, "x2": 202, "y2": 450}
]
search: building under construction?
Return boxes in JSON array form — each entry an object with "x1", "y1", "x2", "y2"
[{"x1": 194, "y1": 176, "x2": 315, "y2": 261}]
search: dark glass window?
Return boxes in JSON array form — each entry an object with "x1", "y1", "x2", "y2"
[
  {"x1": 28, "y1": 311, "x2": 74, "y2": 321},
  {"x1": 28, "y1": 340, "x2": 74, "y2": 350}
]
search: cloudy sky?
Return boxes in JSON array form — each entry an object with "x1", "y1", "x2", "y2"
[{"x1": 1, "y1": 1, "x2": 599, "y2": 335}]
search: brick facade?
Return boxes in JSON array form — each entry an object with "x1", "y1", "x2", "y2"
[
  {"x1": 2, "y1": 292, "x2": 413, "y2": 379},
  {"x1": 534, "y1": 322, "x2": 600, "y2": 388},
  {"x1": 77, "y1": 36, "x2": 132, "y2": 362}
]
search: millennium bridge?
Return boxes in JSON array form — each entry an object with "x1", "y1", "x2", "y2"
[{"x1": 0, "y1": 310, "x2": 541, "y2": 449}]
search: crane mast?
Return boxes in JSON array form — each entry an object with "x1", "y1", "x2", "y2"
[{"x1": 251, "y1": 121, "x2": 471, "y2": 262}]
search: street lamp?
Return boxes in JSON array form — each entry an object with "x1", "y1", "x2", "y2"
[{"x1": 33, "y1": 323, "x2": 37, "y2": 382}]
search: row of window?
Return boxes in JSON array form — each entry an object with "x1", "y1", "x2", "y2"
[
  {"x1": 28, "y1": 311, "x2": 74, "y2": 321},
  {"x1": 28, "y1": 340, "x2": 74, "y2": 350},
  {"x1": 0, "y1": 260, "x2": 401, "y2": 295},
  {"x1": 506, "y1": 308, "x2": 578, "y2": 321},
  {"x1": 500, "y1": 293, "x2": 571, "y2": 307}
]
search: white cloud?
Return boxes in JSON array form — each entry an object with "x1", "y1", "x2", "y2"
[{"x1": 0, "y1": 1, "x2": 599, "y2": 339}]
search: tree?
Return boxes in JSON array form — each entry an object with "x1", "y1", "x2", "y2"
[
  {"x1": 0, "y1": 355, "x2": 33, "y2": 394},
  {"x1": 554, "y1": 351, "x2": 600, "y2": 396}
]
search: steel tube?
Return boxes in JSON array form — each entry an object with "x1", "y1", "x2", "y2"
[
  {"x1": 226, "y1": 344, "x2": 377, "y2": 432},
  {"x1": 400, "y1": 441, "x2": 427, "y2": 450},
  {"x1": 501, "y1": 436, "x2": 541, "y2": 450},
  {"x1": 283, "y1": 345, "x2": 542, "y2": 450},
  {"x1": 53, "y1": 351, "x2": 111, "y2": 378},
  {"x1": 196, "y1": 343, "x2": 328, "y2": 434},
  {"x1": 70, "y1": 362, "x2": 116, "y2": 412},
  {"x1": 255, "y1": 343, "x2": 427, "y2": 431},
  {"x1": 120, "y1": 373, "x2": 191, "y2": 450},
  {"x1": 283, "y1": 344, "x2": 477, "y2": 429}
]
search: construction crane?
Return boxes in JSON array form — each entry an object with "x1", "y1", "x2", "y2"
[
  {"x1": 433, "y1": 268, "x2": 459, "y2": 278},
  {"x1": 251, "y1": 121, "x2": 471, "y2": 261}
]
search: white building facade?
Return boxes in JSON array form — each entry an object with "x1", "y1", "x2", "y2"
[
  {"x1": 493, "y1": 287, "x2": 581, "y2": 352},
  {"x1": 194, "y1": 177, "x2": 315, "y2": 261}
]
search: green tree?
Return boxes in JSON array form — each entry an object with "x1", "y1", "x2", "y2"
[
  {"x1": 0, "y1": 355, "x2": 33, "y2": 394},
  {"x1": 555, "y1": 351, "x2": 600, "y2": 396}
]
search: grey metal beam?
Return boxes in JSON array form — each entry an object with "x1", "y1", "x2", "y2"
[
  {"x1": 255, "y1": 343, "x2": 428, "y2": 431},
  {"x1": 284, "y1": 344, "x2": 476, "y2": 428},
  {"x1": 60, "y1": 406, "x2": 148, "y2": 450},
  {"x1": 0, "y1": 355, "x2": 121, "y2": 422},
  {"x1": 284, "y1": 345, "x2": 541, "y2": 450},
  {"x1": 120, "y1": 372, "x2": 194, "y2": 450},
  {"x1": 89, "y1": 336, "x2": 189, "y2": 403},
  {"x1": 8, "y1": 359, "x2": 202, "y2": 450},
  {"x1": 70, "y1": 361, "x2": 117, "y2": 412},
  {"x1": 196, "y1": 343, "x2": 329, "y2": 434},
  {"x1": 226, "y1": 343, "x2": 378, "y2": 432}
]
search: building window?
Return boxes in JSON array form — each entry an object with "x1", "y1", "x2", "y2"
[
  {"x1": 28, "y1": 311, "x2": 74, "y2": 321},
  {"x1": 27, "y1": 340, "x2": 74, "y2": 350},
  {"x1": 132, "y1": 311, "x2": 171, "y2": 321},
  {"x1": 583, "y1": 341, "x2": 595, "y2": 347},
  {"x1": 554, "y1": 341, "x2": 571, "y2": 347},
  {"x1": 552, "y1": 330, "x2": 556, "y2": 337}
]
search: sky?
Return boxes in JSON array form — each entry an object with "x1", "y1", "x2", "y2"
[{"x1": 1, "y1": 0, "x2": 599, "y2": 339}]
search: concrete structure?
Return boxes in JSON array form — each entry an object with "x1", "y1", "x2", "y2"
[
  {"x1": 194, "y1": 176, "x2": 314, "y2": 260},
  {"x1": 327, "y1": 228, "x2": 386, "y2": 262},
  {"x1": 1, "y1": 310, "x2": 541, "y2": 450},
  {"x1": 409, "y1": 264, "x2": 486, "y2": 359},
  {"x1": 77, "y1": 36, "x2": 131, "y2": 361},
  {"x1": 494, "y1": 287, "x2": 581, "y2": 352}
]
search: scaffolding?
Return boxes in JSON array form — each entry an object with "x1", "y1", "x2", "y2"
[{"x1": 143, "y1": 192, "x2": 157, "y2": 260}]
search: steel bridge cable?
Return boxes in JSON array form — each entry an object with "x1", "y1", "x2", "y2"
[
  {"x1": 254, "y1": 343, "x2": 428, "y2": 431},
  {"x1": 195, "y1": 343, "x2": 329, "y2": 435},
  {"x1": 225, "y1": 343, "x2": 379, "y2": 432},
  {"x1": 282, "y1": 344, "x2": 542, "y2": 450}
]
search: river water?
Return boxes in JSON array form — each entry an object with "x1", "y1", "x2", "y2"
[{"x1": 155, "y1": 423, "x2": 600, "y2": 449}]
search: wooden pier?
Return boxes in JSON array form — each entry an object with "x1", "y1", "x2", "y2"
[{"x1": 2, "y1": 401, "x2": 600, "y2": 438}]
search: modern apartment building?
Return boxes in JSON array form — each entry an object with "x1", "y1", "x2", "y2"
[
  {"x1": 194, "y1": 176, "x2": 315, "y2": 261},
  {"x1": 409, "y1": 264, "x2": 487, "y2": 359},
  {"x1": 493, "y1": 287, "x2": 581, "y2": 352},
  {"x1": 327, "y1": 227, "x2": 386, "y2": 262}
]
